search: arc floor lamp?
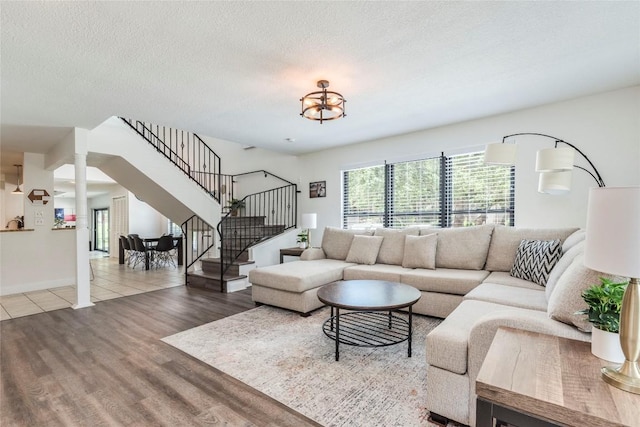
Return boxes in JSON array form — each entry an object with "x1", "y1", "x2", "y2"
[{"x1": 484, "y1": 133, "x2": 605, "y2": 194}]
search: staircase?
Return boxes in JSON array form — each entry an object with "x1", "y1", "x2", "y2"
[
  {"x1": 186, "y1": 176, "x2": 297, "y2": 292},
  {"x1": 186, "y1": 216, "x2": 280, "y2": 292},
  {"x1": 115, "y1": 117, "x2": 298, "y2": 293}
]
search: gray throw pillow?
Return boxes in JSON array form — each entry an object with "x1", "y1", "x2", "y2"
[{"x1": 510, "y1": 239, "x2": 562, "y2": 286}]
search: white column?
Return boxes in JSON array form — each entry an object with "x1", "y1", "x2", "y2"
[{"x1": 73, "y1": 130, "x2": 94, "y2": 309}]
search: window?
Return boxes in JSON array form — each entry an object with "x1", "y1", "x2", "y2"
[
  {"x1": 167, "y1": 220, "x2": 183, "y2": 236},
  {"x1": 342, "y1": 152, "x2": 514, "y2": 229},
  {"x1": 342, "y1": 165, "x2": 385, "y2": 229}
]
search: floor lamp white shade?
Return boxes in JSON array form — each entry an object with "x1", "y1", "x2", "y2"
[
  {"x1": 483, "y1": 143, "x2": 516, "y2": 165},
  {"x1": 301, "y1": 213, "x2": 317, "y2": 230},
  {"x1": 584, "y1": 186, "x2": 640, "y2": 394},
  {"x1": 538, "y1": 171, "x2": 572, "y2": 195},
  {"x1": 535, "y1": 147, "x2": 575, "y2": 172}
]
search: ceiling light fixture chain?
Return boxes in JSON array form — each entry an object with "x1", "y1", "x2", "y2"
[{"x1": 300, "y1": 80, "x2": 346, "y2": 124}]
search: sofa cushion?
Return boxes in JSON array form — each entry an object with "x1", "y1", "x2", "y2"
[
  {"x1": 426, "y1": 299, "x2": 512, "y2": 374},
  {"x1": 400, "y1": 268, "x2": 489, "y2": 295},
  {"x1": 345, "y1": 235, "x2": 384, "y2": 265},
  {"x1": 547, "y1": 253, "x2": 627, "y2": 332},
  {"x1": 343, "y1": 264, "x2": 412, "y2": 283},
  {"x1": 545, "y1": 240, "x2": 585, "y2": 301},
  {"x1": 562, "y1": 229, "x2": 586, "y2": 252},
  {"x1": 435, "y1": 225, "x2": 494, "y2": 270},
  {"x1": 321, "y1": 227, "x2": 372, "y2": 260},
  {"x1": 402, "y1": 234, "x2": 437, "y2": 269},
  {"x1": 510, "y1": 239, "x2": 562, "y2": 286},
  {"x1": 485, "y1": 226, "x2": 579, "y2": 272},
  {"x1": 300, "y1": 247, "x2": 326, "y2": 261},
  {"x1": 374, "y1": 227, "x2": 419, "y2": 265},
  {"x1": 248, "y1": 259, "x2": 355, "y2": 293},
  {"x1": 464, "y1": 283, "x2": 547, "y2": 311},
  {"x1": 482, "y1": 271, "x2": 543, "y2": 290}
]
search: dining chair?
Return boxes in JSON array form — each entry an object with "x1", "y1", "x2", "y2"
[
  {"x1": 154, "y1": 235, "x2": 176, "y2": 268},
  {"x1": 120, "y1": 235, "x2": 132, "y2": 266}
]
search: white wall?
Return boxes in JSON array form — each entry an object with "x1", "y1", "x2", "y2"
[
  {"x1": 2, "y1": 182, "x2": 24, "y2": 228},
  {"x1": 0, "y1": 153, "x2": 76, "y2": 295},
  {"x1": 128, "y1": 192, "x2": 166, "y2": 238},
  {"x1": 293, "y1": 86, "x2": 640, "y2": 246}
]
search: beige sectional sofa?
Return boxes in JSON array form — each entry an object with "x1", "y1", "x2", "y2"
[{"x1": 248, "y1": 224, "x2": 611, "y2": 426}]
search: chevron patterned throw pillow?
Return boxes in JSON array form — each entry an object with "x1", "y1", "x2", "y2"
[{"x1": 510, "y1": 239, "x2": 563, "y2": 286}]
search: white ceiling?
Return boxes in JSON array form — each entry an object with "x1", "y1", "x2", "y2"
[{"x1": 1, "y1": 1, "x2": 639, "y2": 161}]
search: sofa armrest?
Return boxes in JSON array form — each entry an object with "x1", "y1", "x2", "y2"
[
  {"x1": 468, "y1": 310, "x2": 590, "y2": 382},
  {"x1": 300, "y1": 247, "x2": 326, "y2": 260}
]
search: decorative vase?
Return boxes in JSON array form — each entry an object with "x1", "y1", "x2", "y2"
[
  {"x1": 591, "y1": 327, "x2": 625, "y2": 363},
  {"x1": 299, "y1": 242, "x2": 307, "y2": 249}
]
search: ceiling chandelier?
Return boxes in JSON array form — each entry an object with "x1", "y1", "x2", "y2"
[{"x1": 300, "y1": 80, "x2": 346, "y2": 124}]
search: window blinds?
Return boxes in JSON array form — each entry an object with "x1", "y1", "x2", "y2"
[{"x1": 342, "y1": 151, "x2": 514, "y2": 229}]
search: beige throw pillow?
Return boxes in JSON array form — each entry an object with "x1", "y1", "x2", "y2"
[
  {"x1": 345, "y1": 235, "x2": 384, "y2": 265},
  {"x1": 547, "y1": 253, "x2": 627, "y2": 332},
  {"x1": 402, "y1": 234, "x2": 437, "y2": 269}
]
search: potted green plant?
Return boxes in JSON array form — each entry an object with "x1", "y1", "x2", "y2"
[
  {"x1": 226, "y1": 198, "x2": 245, "y2": 216},
  {"x1": 54, "y1": 217, "x2": 66, "y2": 228},
  {"x1": 296, "y1": 230, "x2": 309, "y2": 249},
  {"x1": 576, "y1": 277, "x2": 629, "y2": 363}
]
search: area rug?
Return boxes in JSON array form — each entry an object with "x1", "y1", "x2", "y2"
[{"x1": 162, "y1": 306, "x2": 442, "y2": 427}]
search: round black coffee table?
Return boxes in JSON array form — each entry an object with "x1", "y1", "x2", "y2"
[{"x1": 316, "y1": 280, "x2": 421, "y2": 361}]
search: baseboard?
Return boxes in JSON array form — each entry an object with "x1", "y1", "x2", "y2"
[{"x1": 0, "y1": 278, "x2": 76, "y2": 296}]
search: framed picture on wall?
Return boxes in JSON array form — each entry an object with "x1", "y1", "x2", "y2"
[{"x1": 310, "y1": 181, "x2": 326, "y2": 198}]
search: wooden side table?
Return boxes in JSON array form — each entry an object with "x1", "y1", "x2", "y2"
[
  {"x1": 476, "y1": 327, "x2": 640, "y2": 427},
  {"x1": 279, "y1": 247, "x2": 305, "y2": 263}
]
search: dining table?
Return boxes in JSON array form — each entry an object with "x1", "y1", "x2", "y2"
[{"x1": 118, "y1": 235, "x2": 183, "y2": 270}]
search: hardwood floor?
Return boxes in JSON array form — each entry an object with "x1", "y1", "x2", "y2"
[{"x1": 0, "y1": 286, "x2": 322, "y2": 427}]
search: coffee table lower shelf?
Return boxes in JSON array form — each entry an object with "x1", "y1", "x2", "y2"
[{"x1": 322, "y1": 310, "x2": 412, "y2": 361}]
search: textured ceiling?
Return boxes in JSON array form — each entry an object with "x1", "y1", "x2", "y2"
[{"x1": 1, "y1": 1, "x2": 639, "y2": 156}]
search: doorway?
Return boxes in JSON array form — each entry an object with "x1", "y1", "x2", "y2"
[{"x1": 94, "y1": 208, "x2": 109, "y2": 252}]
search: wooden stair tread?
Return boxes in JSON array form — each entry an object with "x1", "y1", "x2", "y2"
[
  {"x1": 200, "y1": 258, "x2": 255, "y2": 266},
  {"x1": 187, "y1": 271, "x2": 247, "y2": 282}
]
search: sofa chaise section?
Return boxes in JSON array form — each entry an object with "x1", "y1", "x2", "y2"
[{"x1": 250, "y1": 258, "x2": 355, "y2": 315}]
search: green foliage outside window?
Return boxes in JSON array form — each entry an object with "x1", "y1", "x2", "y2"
[{"x1": 343, "y1": 152, "x2": 514, "y2": 229}]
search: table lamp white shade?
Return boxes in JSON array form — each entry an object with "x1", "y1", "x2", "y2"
[
  {"x1": 483, "y1": 142, "x2": 516, "y2": 165},
  {"x1": 301, "y1": 213, "x2": 317, "y2": 230},
  {"x1": 538, "y1": 171, "x2": 572, "y2": 195},
  {"x1": 584, "y1": 187, "x2": 640, "y2": 278},
  {"x1": 535, "y1": 147, "x2": 575, "y2": 172}
]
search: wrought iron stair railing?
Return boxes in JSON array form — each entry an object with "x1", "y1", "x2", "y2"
[
  {"x1": 120, "y1": 118, "x2": 222, "y2": 202},
  {"x1": 182, "y1": 215, "x2": 216, "y2": 285},
  {"x1": 216, "y1": 171, "x2": 299, "y2": 288}
]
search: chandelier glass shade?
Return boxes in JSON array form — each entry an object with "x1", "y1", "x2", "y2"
[{"x1": 300, "y1": 80, "x2": 346, "y2": 123}]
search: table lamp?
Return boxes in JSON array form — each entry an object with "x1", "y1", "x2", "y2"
[
  {"x1": 301, "y1": 213, "x2": 317, "y2": 247},
  {"x1": 584, "y1": 186, "x2": 640, "y2": 394}
]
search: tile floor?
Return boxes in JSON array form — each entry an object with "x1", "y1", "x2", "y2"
[{"x1": 0, "y1": 252, "x2": 184, "y2": 321}]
